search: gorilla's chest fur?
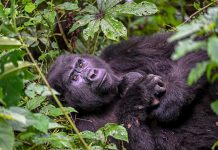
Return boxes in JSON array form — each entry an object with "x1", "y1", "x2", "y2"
[{"x1": 74, "y1": 100, "x2": 120, "y2": 131}]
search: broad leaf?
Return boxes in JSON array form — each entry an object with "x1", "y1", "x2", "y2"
[
  {"x1": 99, "y1": 123, "x2": 128, "y2": 142},
  {"x1": 100, "y1": 15, "x2": 127, "y2": 41},
  {"x1": 83, "y1": 19, "x2": 100, "y2": 40},
  {"x1": 208, "y1": 36, "x2": 218, "y2": 64},
  {"x1": 82, "y1": 4, "x2": 99, "y2": 14},
  {"x1": 171, "y1": 39, "x2": 206, "y2": 60},
  {"x1": 188, "y1": 61, "x2": 208, "y2": 85},
  {"x1": 24, "y1": 2, "x2": 36, "y2": 13},
  {"x1": 33, "y1": 113, "x2": 49, "y2": 133},
  {"x1": 0, "y1": 119, "x2": 14, "y2": 150},
  {"x1": 69, "y1": 15, "x2": 96, "y2": 33},
  {"x1": 111, "y1": 1, "x2": 158, "y2": 16},
  {"x1": 56, "y1": 2, "x2": 79, "y2": 10},
  {"x1": 211, "y1": 100, "x2": 218, "y2": 115},
  {"x1": 25, "y1": 96, "x2": 46, "y2": 110},
  {"x1": 0, "y1": 36, "x2": 22, "y2": 50},
  {"x1": 40, "y1": 105, "x2": 77, "y2": 117}
]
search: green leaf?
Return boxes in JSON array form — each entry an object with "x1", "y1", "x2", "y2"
[
  {"x1": 56, "y1": 2, "x2": 79, "y2": 10},
  {"x1": 100, "y1": 15, "x2": 127, "y2": 41},
  {"x1": 25, "y1": 96, "x2": 46, "y2": 110},
  {"x1": 40, "y1": 105, "x2": 77, "y2": 117},
  {"x1": 0, "y1": 4, "x2": 9, "y2": 23},
  {"x1": 212, "y1": 140, "x2": 218, "y2": 150},
  {"x1": 0, "y1": 119, "x2": 14, "y2": 150},
  {"x1": 188, "y1": 61, "x2": 208, "y2": 85},
  {"x1": 82, "y1": 4, "x2": 99, "y2": 14},
  {"x1": 32, "y1": 113, "x2": 49, "y2": 133},
  {"x1": 105, "y1": 143, "x2": 118, "y2": 150},
  {"x1": 211, "y1": 100, "x2": 218, "y2": 115},
  {"x1": 25, "y1": 83, "x2": 59, "y2": 98},
  {"x1": 99, "y1": 123, "x2": 128, "y2": 142},
  {"x1": 0, "y1": 61, "x2": 33, "y2": 79},
  {"x1": 97, "y1": 0, "x2": 105, "y2": 10},
  {"x1": 69, "y1": 15, "x2": 96, "y2": 33},
  {"x1": 208, "y1": 36, "x2": 218, "y2": 64},
  {"x1": 83, "y1": 19, "x2": 100, "y2": 40},
  {"x1": 91, "y1": 146, "x2": 103, "y2": 150},
  {"x1": 110, "y1": 1, "x2": 158, "y2": 16},
  {"x1": 79, "y1": 131, "x2": 98, "y2": 140},
  {"x1": 0, "y1": 36, "x2": 22, "y2": 50},
  {"x1": 171, "y1": 39, "x2": 206, "y2": 60},
  {"x1": 33, "y1": 132, "x2": 72, "y2": 149},
  {"x1": 48, "y1": 107, "x2": 77, "y2": 117},
  {"x1": 106, "y1": 0, "x2": 122, "y2": 9},
  {"x1": 43, "y1": 9, "x2": 56, "y2": 27},
  {"x1": 24, "y1": 3, "x2": 36, "y2": 13}
]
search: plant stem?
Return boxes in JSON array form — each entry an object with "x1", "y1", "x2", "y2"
[{"x1": 181, "y1": 0, "x2": 218, "y2": 25}]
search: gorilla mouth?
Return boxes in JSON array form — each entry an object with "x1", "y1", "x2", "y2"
[{"x1": 98, "y1": 73, "x2": 107, "y2": 88}]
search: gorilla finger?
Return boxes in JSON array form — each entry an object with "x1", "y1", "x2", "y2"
[{"x1": 154, "y1": 85, "x2": 166, "y2": 94}]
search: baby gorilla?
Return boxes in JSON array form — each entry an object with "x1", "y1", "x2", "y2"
[{"x1": 47, "y1": 33, "x2": 218, "y2": 150}]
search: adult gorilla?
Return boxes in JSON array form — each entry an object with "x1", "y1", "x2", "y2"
[{"x1": 47, "y1": 33, "x2": 218, "y2": 150}]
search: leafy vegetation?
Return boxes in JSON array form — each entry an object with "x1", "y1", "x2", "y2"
[{"x1": 0, "y1": 0, "x2": 218, "y2": 149}]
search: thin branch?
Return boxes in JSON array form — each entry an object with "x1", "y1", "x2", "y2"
[
  {"x1": 56, "y1": 14, "x2": 74, "y2": 52},
  {"x1": 181, "y1": 1, "x2": 218, "y2": 25}
]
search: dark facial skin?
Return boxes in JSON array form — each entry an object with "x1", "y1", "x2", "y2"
[{"x1": 47, "y1": 54, "x2": 121, "y2": 111}]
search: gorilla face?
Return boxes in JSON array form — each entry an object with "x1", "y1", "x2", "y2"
[{"x1": 47, "y1": 55, "x2": 121, "y2": 111}]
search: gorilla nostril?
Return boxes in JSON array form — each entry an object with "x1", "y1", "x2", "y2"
[
  {"x1": 90, "y1": 73, "x2": 96, "y2": 79},
  {"x1": 157, "y1": 82, "x2": 164, "y2": 87},
  {"x1": 88, "y1": 69, "x2": 98, "y2": 80}
]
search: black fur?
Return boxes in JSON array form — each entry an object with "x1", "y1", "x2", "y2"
[{"x1": 47, "y1": 33, "x2": 218, "y2": 150}]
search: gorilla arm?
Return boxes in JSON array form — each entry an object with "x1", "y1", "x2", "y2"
[{"x1": 151, "y1": 51, "x2": 208, "y2": 123}]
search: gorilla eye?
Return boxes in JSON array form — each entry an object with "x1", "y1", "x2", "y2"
[
  {"x1": 77, "y1": 59, "x2": 84, "y2": 68},
  {"x1": 71, "y1": 74, "x2": 78, "y2": 81}
]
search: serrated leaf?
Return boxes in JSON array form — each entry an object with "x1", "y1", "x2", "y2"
[
  {"x1": 171, "y1": 39, "x2": 206, "y2": 60},
  {"x1": 48, "y1": 107, "x2": 77, "y2": 117},
  {"x1": 79, "y1": 131, "x2": 98, "y2": 140},
  {"x1": 188, "y1": 61, "x2": 208, "y2": 85},
  {"x1": 100, "y1": 15, "x2": 127, "y2": 41},
  {"x1": 43, "y1": 9, "x2": 56, "y2": 27},
  {"x1": 211, "y1": 100, "x2": 218, "y2": 115},
  {"x1": 0, "y1": 119, "x2": 14, "y2": 150},
  {"x1": 33, "y1": 132, "x2": 72, "y2": 149},
  {"x1": 69, "y1": 15, "x2": 95, "y2": 33},
  {"x1": 0, "y1": 36, "x2": 22, "y2": 50},
  {"x1": 99, "y1": 123, "x2": 128, "y2": 142},
  {"x1": 25, "y1": 96, "x2": 46, "y2": 110},
  {"x1": 40, "y1": 105, "x2": 77, "y2": 116},
  {"x1": 83, "y1": 19, "x2": 100, "y2": 40},
  {"x1": 56, "y1": 2, "x2": 79, "y2": 10},
  {"x1": 110, "y1": 1, "x2": 158, "y2": 16},
  {"x1": 24, "y1": 3, "x2": 36, "y2": 13},
  {"x1": 33, "y1": 113, "x2": 49, "y2": 133},
  {"x1": 25, "y1": 83, "x2": 59, "y2": 98},
  {"x1": 208, "y1": 36, "x2": 218, "y2": 64}
]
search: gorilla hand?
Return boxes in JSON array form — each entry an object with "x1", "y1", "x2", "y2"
[{"x1": 140, "y1": 74, "x2": 166, "y2": 108}]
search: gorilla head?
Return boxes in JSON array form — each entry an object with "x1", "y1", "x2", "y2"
[{"x1": 47, "y1": 54, "x2": 123, "y2": 111}]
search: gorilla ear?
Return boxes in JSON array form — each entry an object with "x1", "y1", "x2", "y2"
[{"x1": 119, "y1": 72, "x2": 144, "y2": 97}]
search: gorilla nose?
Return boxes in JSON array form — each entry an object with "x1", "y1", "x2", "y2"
[{"x1": 86, "y1": 68, "x2": 99, "y2": 81}]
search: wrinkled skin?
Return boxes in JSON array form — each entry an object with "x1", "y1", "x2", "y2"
[{"x1": 47, "y1": 33, "x2": 218, "y2": 150}]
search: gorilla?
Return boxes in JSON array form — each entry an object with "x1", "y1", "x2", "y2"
[{"x1": 47, "y1": 33, "x2": 218, "y2": 150}]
